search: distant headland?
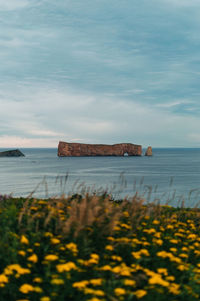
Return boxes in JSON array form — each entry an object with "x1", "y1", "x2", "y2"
[
  {"x1": 0, "y1": 149, "x2": 25, "y2": 157},
  {"x1": 57, "y1": 141, "x2": 148, "y2": 157}
]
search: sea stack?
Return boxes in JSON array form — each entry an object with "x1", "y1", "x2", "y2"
[
  {"x1": 0, "y1": 149, "x2": 25, "y2": 157},
  {"x1": 58, "y1": 141, "x2": 142, "y2": 157},
  {"x1": 145, "y1": 146, "x2": 153, "y2": 156}
]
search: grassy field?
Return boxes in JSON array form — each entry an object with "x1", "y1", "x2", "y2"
[{"x1": 0, "y1": 193, "x2": 200, "y2": 300}]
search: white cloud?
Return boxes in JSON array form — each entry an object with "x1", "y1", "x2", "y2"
[
  {"x1": 0, "y1": 82, "x2": 200, "y2": 147},
  {"x1": 0, "y1": 0, "x2": 29, "y2": 11},
  {"x1": 188, "y1": 133, "x2": 200, "y2": 143},
  {"x1": 0, "y1": 136, "x2": 57, "y2": 148},
  {"x1": 155, "y1": 101, "x2": 189, "y2": 108}
]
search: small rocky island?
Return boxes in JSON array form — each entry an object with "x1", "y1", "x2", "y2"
[
  {"x1": 145, "y1": 146, "x2": 153, "y2": 156},
  {"x1": 58, "y1": 141, "x2": 142, "y2": 157},
  {"x1": 0, "y1": 149, "x2": 25, "y2": 157}
]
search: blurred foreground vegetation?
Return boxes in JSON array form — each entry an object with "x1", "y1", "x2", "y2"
[{"x1": 0, "y1": 193, "x2": 200, "y2": 300}]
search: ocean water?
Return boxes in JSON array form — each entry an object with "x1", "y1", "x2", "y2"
[{"x1": 0, "y1": 148, "x2": 200, "y2": 207}]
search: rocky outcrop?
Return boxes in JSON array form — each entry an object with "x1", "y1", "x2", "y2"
[
  {"x1": 0, "y1": 149, "x2": 25, "y2": 157},
  {"x1": 58, "y1": 141, "x2": 142, "y2": 157},
  {"x1": 145, "y1": 146, "x2": 152, "y2": 156}
]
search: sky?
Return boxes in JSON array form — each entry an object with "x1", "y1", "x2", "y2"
[{"x1": 1, "y1": 0, "x2": 200, "y2": 148}]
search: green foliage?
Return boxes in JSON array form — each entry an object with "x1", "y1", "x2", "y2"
[{"x1": 0, "y1": 194, "x2": 200, "y2": 300}]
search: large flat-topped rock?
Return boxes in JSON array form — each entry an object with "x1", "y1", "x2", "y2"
[
  {"x1": 0, "y1": 149, "x2": 25, "y2": 157},
  {"x1": 58, "y1": 141, "x2": 142, "y2": 157}
]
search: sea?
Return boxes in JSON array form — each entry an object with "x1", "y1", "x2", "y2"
[{"x1": 0, "y1": 148, "x2": 200, "y2": 207}]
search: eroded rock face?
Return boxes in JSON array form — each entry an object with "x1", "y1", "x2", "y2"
[
  {"x1": 58, "y1": 141, "x2": 142, "y2": 157},
  {"x1": 145, "y1": 146, "x2": 152, "y2": 156},
  {"x1": 0, "y1": 149, "x2": 25, "y2": 157}
]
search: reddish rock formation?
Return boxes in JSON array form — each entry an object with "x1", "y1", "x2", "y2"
[
  {"x1": 58, "y1": 141, "x2": 142, "y2": 157},
  {"x1": 145, "y1": 146, "x2": 152, "y2": 156}
]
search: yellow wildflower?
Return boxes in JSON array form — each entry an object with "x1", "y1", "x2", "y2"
[
  {"x1": 38, "y1": 200, "x2": 47, "y2": 204},
  {"x1": 40, "y1": 297, "x2": 51, "y2": 301},
  {"x1": 131, "y1": 252, "x2": 141, "y2": 259},
  {"x1": 152, "y1": 220, "x2": 160, "y2": 225},
  {"x1": 107, "y1": 236, "x2": 114, "y2": 241},
  {"x1": 177, "y1": 265, "x2": 188, "y2": 271},
  {"x1": 169, "y1": 248, "x2": 177, "y2": 253},
  {"x1": 120, "y1": 223, "x2": 131, "y2": 229},
  {"x1": 166, "y1": 276, "x2": 175, "y2": 281},
  {"x1": 92, "y1": 290, "x2": 105, "y2": 296},
  {"x1": 143, "y1": 228, "x2": 156, "y2": 234},
  {"x1": 44, "y1": 232, "x2": 53, "y2": 237},
  {"x1": 0, "y1": 274, "x2": 8, "y2": 283},
  {"x1": 18, "y1": 250, "x2": 26, "y2": 256},
  {"x1": 188, "y1": 234, "x2": 197, "y2": 240},
  {"x1": 87, "y1": 253, "x2": 99, "y2": 265},
  {"x1": 154, "y1": 232, "x2": 161, "y2": 238},
  {"x1": 84, "y1": 288, "x2": 95, "y2": 294},
  {"x1": 44, "y1": 254, "x2": 58, "y2": 261},
  {"x1": 124, "y1": 279, "x2": 136, "y2": 286},
  {"x1": 112, "y1": 263, "x2": 131, "y2": 276},
  {"x1": 134, "y1": 290, "x2": 147, "y2": 298},
  {"x1": 132, "y1": 238, "x2": 142, "y2": 244},
  {"x1": 51, "y1": 238, "x2": 60, "y2": 245},
  {"x1": 149, "y1": 274, "x2": 169, "y2": 287},
  {"x1": 157, "y1": 268, "x2": 168, "y2": 276},
  {"x1": 105, "y1": 245, "x2": 114, "y2": 251},
  {"x1": 51, "y1": 278, "x2": 64, "y2": 285},
  {"x1": 33, "y1": 277, "x2": 43, "y2": 283},
  {"x1": 73, "y1": 280, "x2": 89, "y2": 289},
  {"x1": 34, "y1": 287, "x2": 43, "y2": 293},
  {"x1": 157, "y1": 251, "x2": 170, "y2": 258},
  {"x1": 111, "y1": 255, "x2": 122, "y2": 262},
  {"x1": 19, "y1": 284, "x2": 34, "y2": 294},
  {"x1": 20, "y1": 235, "x2": 29, "y2": 245},
  {"x1": 65, "y1": 242, "x2": 78, "y2": 255},
  {"x1": 166, "y1": 225, "x2": 174, "y2": 229},
  {"x1": 90, "y1": 279, "x2": 103, "y2": 286},
  {"x1": 91, "y1": 254, "x2": 99, "y2": 260},
  {"x1": 142, "y1": 241, "x2": 150, "y2": 246},
  {"x1": 168, "y1": 283, "x2": 180, "y2": 295},
  {"x1": 56, "y1": 262, "x2": 77, "y2": 273},
  {"x1": 99, "y1": 265, "x2": 112, "y2": 271},
  {"x1": 153, "y1": 239, "x2": 163, "y2": 246},
  {"x1": 114, "y1": 226, "x2": 121, "y2": 231},
  {"x1": 170, "y1": 256, "x2": 182, "y2": 264},
  {"x1": 4, "y1": 264, "x2": 30, "y2": 276},
  {"x1": 140, "y1": 249, "x2": 150, "y2": 256},
  {"x1": 170, "y1": 239, "x2": 178, "y2": 244},
  {"x1": 123, "y1": 211, "x2": 129, "y2": 217},
  {"x1": 114, "y1": 288, "x2": 126, "y2": 296},
  {"x1": 27, "y1": 254, "x2": 38, "y2": 263},
  {"x1": 179, "y1": 253, "x2": 188, "y2": 259},
  {"x1": 30, "y1": 206, "x2": 38, "y2": 211}
]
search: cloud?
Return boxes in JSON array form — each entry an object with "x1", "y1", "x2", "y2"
[
  {"x1": 0, "y1": 136, "x2": 58, "y2": 148},
  {"x1": 0, "y1": 0, "x2": 29, "y2": 10},
  {"x1": 0, "y1": 82, "x2": 200, "y2": 148},
  {"x1": 0, "y1": 0, "x2": 200, "y2": 147}
]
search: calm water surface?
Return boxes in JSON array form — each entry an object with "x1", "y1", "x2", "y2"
[{"x1": 0, "y1": 148, "x2": 200, "y2": 206}]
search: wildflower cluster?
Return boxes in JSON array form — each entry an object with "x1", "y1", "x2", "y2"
[{"x1": 0, "y1": 194, "x2": 200, "y2": 300}]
